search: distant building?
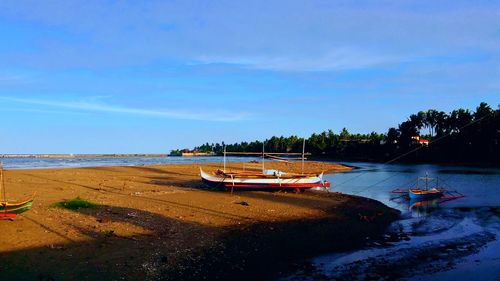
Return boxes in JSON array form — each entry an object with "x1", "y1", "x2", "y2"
[
  {"x1": 418, "y1": 139, "x2": 429, "y2": 146},
  {"x1": 411, "y1": 136, "x2": 429, "y2": 146},
  {"x1": 181, "y1": 151, "x2": 215, "y2": 156}
]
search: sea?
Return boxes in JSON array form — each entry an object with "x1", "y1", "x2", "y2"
[{"x1": 0, "y1": 156, "x2": 254, "y2": 170}]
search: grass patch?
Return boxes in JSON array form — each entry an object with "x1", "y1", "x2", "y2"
[
  {"x1": 101, "y1": 230, "x2": 115, "y2": 238},
  {"x1": 50, "y1": 197, "x2": 98, "y2": 210}
]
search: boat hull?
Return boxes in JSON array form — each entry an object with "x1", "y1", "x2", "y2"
[
  {"x1": 200, "y1": 168, "x2": 330, "y2": 191},
  {"x1": 0, "y1": 196, "x2": 35, "y2": 218},
  {"x1": 408, "y1": 189, "x2": 443, "y2": 200}
]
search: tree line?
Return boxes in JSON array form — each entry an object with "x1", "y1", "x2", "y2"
[{"x1": 187, "y1": 102, "x2": 500, "y2": 164}]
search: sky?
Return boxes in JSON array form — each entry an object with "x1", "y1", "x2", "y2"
[{"x1": 0, "y1": 0, "x2": 499, "y2": 153}]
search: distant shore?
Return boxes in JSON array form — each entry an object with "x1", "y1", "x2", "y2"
[
  {"x1": 0, "y1": 161, "x2": 399, "y2": 280},
  {"x1": 0, "y1": 153, "x2": 169, "y2": 158}
]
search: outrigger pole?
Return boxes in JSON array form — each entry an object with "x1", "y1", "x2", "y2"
[
  {"x1": 223, "y1": 145, "x2": 226, "y2": 173},
  {"x1": 1, "y1": 162, "x2": 6, "y2": 218},
  {"x1": 225, "y1": 152, "x2": 308, "y2": 155},
  {"x1": 302, "y1": 138, "x2": 305, "y2": 175},
  {"x1": 262, "y1": 142, "x2": 265, "y2": 172},
  {"x1": 221, "y1": 141, "x2": 311, "y2": 174},
  {"x1": 1, "y1": 162, "x2": 5, "y2": 203}
]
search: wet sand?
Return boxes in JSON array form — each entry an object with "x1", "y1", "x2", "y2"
[{"x1": 0, "y1": 162, "x2": 399, "y2": 280}]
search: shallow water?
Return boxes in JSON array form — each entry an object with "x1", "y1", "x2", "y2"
[
  {"x1": 281, "y1": 162, "x2": 500, "y2": 281},
  {"x1": 0, "y1": 156, "x2": 259, "y2": 170}
]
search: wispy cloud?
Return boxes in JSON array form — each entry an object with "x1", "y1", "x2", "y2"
[
  {"x1": 195, "y1": 48, "x2": 401, "y2": 72},
  {"x1": 0, "y1": 74, "x2": 24, "y2": 82},
  {"x1": 0, "y1": 96, "x2": 248, "y2": 122},
  {"x1": 0, "y1": 107, "x2": 89, "y2": 115}
]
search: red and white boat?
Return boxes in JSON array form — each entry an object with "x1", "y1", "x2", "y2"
[
  {"x1": 200, "y1": 140, "x2": 331, "y2": 192},
  {"x1": 200, "y1": 168, "x2": 330, "y2": 192}
]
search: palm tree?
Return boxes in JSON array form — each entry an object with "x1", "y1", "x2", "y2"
[
  {"x1": 424, "y1": 109, "x2": 438, "y2": 137},
  {"x1": 434, "y1": 111, "x2": 448, "y2": 137},
  {"x1": 474, "y1": 102, "x2": 493, "y2": 120},
  {"x1": 448, "y1": 109, "x2": 472, "y2": 133},
  {"x1": 409, "y1": 112, "x2": 424, "y2": 131}
]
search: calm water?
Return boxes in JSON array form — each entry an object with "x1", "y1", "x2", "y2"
[
  {"x1": 282, "y1": 162, "x2": 500, "y2": 281},
  {"x1": 0, "y1": 156, "x2": 259, "y2": 170}
]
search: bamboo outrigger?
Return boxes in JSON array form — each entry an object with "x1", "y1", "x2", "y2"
[
  {"x1": 0, "y1": 163, "x2": 35, "y2": 218},
  {"x1": 200, "y1": 168, "x2": 329, "y2": 192},
  {"x1": 390, "y1": 173, "x2": 465, "y2": 210},
  {"x1": 200, "y1": 140, "x2": 330, "y2": 192}
]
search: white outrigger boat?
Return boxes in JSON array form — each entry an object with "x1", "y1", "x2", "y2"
[
  {"x1": 200, "y1": 168, "x2": 329, "y2": 192},
  {"x1": 199, "y1": 140, "x2": 330, "y2": 192}
]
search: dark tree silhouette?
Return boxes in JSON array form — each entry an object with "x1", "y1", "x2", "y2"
[{"x1": 184, "y1": 102, "x2": 500, "y2": 165}]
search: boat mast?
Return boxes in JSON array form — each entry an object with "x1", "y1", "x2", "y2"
[
  {"x1": 0, "y1": 163, "x2": 5, "y2": 203},
  {"x1": 262, "y1": 142, "x2": 265, "y2": 172},
  {"x1": 0, "y1": 162, "x2": 6, "y2": 218},
  {"x1": 223, "y1": 145, "x2": 226, "y2": 173},
  {"x1": 301, "y1": 138, "x2": 305, "y2": 175}
]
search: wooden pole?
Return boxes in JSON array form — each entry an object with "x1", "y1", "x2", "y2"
[
  {"x1": 0, "y1": 162, "x2": 5, "y2": 202},
  {"x1": 230, "y1": 174, "x2": 234, "y2": 195},
  {"x1": 262, "y1": 142, "x2": 265, "y2": 172},
  {"x1": 1, "y1": 162, "x2": 7, "y2": 218},
  {"x1": 0, "y1": 163, "x2": 2, "y2": 201},
  {"x1": 223, "y1": 146, "x2": 226, "y2": 173},
  {"x1": 301, "y1": 138, "x2": 305, "y2": 175},
  {"x1": 225, "y1": 152, "x2": 310, "y2": 155}
]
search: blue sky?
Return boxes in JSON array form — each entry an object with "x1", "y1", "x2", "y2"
[{"x1": 0, "y1": 1, "x2": 499, "y2": 153}]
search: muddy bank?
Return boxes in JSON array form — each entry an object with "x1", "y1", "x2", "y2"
[
  {"x1": 0, "y1": 162, "x2": 398, "y2": 280},
  {"x1": 162, "y1": 195, "x2": 399, "y2": 281}
]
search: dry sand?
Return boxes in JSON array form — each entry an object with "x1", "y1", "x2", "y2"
[{"x1": 0, "y1": 161, "x2": 399, "y2": 280}]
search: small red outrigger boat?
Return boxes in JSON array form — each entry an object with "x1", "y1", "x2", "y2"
[
  {"x1": 0, "y1": 163, "x2": 35, "y2": 218},
  {"x1": 1, "y1": 194, "x2": 35, "y2": 218}
]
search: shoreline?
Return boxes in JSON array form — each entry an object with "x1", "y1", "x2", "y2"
[
  {"x1": 0, "y1": 162, "x2": 399, "y2": 280},
  {"x1": 2, "y1": 156, "x2": 499, "y2": 172},
  {"x1": 0, "y1": 154, "x2": 169, "y2": 158}
]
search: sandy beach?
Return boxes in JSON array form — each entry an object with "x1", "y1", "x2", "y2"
[{"x1": 0, "y1": 161, "x2": 399, "y2": 280}]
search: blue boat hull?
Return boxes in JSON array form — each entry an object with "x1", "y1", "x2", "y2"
[{"x1": 408, "y1": 189, "x2": 443, "y2": 200}]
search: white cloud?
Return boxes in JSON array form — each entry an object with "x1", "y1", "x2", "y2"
[
  {"x1": 194, "y1": 48, "x2": 401, "y2": 72},
  {"x1": 0, "y1": 96, "x2": 248, "y2": 122}
]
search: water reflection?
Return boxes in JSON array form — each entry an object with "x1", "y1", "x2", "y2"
[
  {"x1": 390, "y1": 190, "x2": 465, "y2": 217},
  {"x1": 280, "y1": 162, "x2": 500, "y2": 281},
  {"x1": 408, "y1": 198, "x2": 441, "y2": 215}
]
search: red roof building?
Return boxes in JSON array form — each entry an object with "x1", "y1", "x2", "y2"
[{"x1": 418, "y1": 138, "x2": 429, "y2": 146}]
